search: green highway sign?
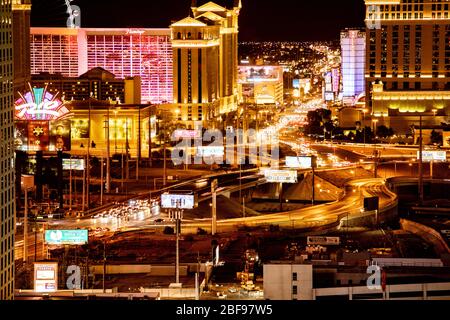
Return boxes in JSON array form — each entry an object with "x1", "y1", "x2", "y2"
[{"x1": 45, "y1": 229, "x2": 88, "y2": 245}]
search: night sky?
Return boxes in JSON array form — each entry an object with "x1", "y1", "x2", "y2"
[{"x1": 31, "y1": 0, "x2": 366, "y2": 41}]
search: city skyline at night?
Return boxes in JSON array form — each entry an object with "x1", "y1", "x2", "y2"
[
  {"x1": 2, "y1": 0, "x2": 450, "y2": 308},
  {"x1": 30, "y1": 0, "x2": 366, "y2": 41}
]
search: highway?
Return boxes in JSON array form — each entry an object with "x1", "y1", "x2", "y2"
[{"x1": 32, "y1": 177, "x2": 397, "y2": 237}]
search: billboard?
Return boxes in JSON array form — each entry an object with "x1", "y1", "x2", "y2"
[
  {"x1": 71, "y1": 119, "x2": 90, "y2": 139},
  {"x1": 15, "y1": 86, "x2": 70, "y2": 121},
  {"x1": 197, "y1": 146, "x2": 225, "y2": 157},
  {"x1": 28, "y1": 121, "x2": 50, "y2": 152},
  {"x1": 49, "y1": 119, "x2": 71, "y2": 152},
  {"x1": 161, "y1": 193, "x2": 195, "y2": 209},
  {"x1": 417, "y1": 151, "x2": 447, "y2": 162},
  {"x1": 34, "y1": 262, "x2": 58, "y2": 293},
  {"x1": 173, "y1": 129, "x2": 201, "y2": 140},
  {"x1": 62, "y1": 159, "x2": 85, "y2": 171},
  {"x1": 45, "y1": 229, "x2": 89, "y2": 245},
  {"x1": 307, "y1": 236, "x2": 340, "y2": 246},
  {"x1": 285, "y1": 156, "x2": 312, "y2": 169},
  {"x1": 364, "y1": 196, "x2": 379, "y2": 212},
  {"x1": 264, "y1": 169, "x2": 298, "y2": 183}
]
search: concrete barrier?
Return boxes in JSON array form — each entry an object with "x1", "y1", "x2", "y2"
[{"x1": 400, "y1": 219, "x2": 450, "y2": 254}]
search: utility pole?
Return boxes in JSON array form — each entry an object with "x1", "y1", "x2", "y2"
[
  {"x1": 418, "y1": 114, "x2": 424, "y2": 205},
  {"x1": 103, "y1": 240, "x2": 106, "y2": 293},
  {"x1": 106, "y1": 104, "x2": 111, "y2": 193},
  {"x1": 87, "y1": 95, "x2": 92, "y2": 210},
  {"x1": 211, "y1": 179, "x2": 218, "y2": 235},
  {"x1": 100, "y1": 156, "x2": 104, "y2": 205},
  {"x1": 23, "y1": 187, "x2": 28, "y2": 263},
  {"x1": 170, "y1": 206, "x2": 183, "y2": 284}
]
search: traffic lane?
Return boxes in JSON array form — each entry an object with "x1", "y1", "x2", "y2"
[{"x1": 311, "y1": 144, "x2": 365, "y2": 163}]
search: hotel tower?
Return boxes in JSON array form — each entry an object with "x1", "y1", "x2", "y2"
[
  {"x1": 170, "y1": 0, "x2": 241, "y2": 127},
  {"x1": 365, "y1": 0, "x2": 450, "y2": 133},
  {"x1": 1, "y1": 0, "x2": 16, "y2": 300}
]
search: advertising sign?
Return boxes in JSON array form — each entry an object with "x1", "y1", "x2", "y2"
[
  {"x1": 307, "y1": 236, "x2": 340, "y2": 246},
  {"x1": 45, "y1": 229, "x2": 89, "y2": 246},
  {"x1": 417, "y1": 151, "x2": 447, "y2": 162},
  {"x1": 173, "y1": 129, "x2": 201, "y2": 140},
  {"x1": 27, "y1": 121, "x2": 50, "y2": 152},
  {"x1": 34, "y1": 262, "x2": 58, "y2": 293},
  {"x1": 62, "y1": 159, "x2": 85, "y2": 171},
  {"x1": 197, "y1": 146, "x2": 225, "y2": 157},
  {"x1": 161, "y1": 193, "x2": 195, "y2": 209},
  {"x1": 49, "y1": 119, "x2": 71, "y2": 152},
  {"x1": 15, "y1": 86, "x2": 69, "y2": 121},
  {"x1": 264, "y1": 169, "x2": 298, "y2": 183},
  {"x1": 285, "y1": 156, "x2": 312, "y2": 169}
]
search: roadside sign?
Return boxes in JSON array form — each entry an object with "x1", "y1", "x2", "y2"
[
  {"x1": 307, "y1": 236, "x2": 340, "y2": 246},
  {"x1": 45, "y1": 229, "x2": 88, "y2": 245},
  {"x1": 264, "y1": 169, "x2": 298, "y2": 183},
  {"x1": 34, "y1": 262, "x2": 58, "y2": 293},
  {"x1": 161, "y1": 193, "x2": 195, "y2": 209},
  {"x1": 417, "y1": 151, "x2": 447, "y2": 162},
  {"x1": 62, "y1": 158, "x2": 85, "y2": 171},
  {"x1": 285, "y1": 156, "x2": 312, "y2": 169}
]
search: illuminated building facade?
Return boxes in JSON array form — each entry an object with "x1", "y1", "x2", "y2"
[
  {"x1": 341, "y1": 29, "x2": 366, "y2": 106},
  {"x1": 31, "y1": 67, "x2": 141, "y2": 104},
  {"x1": 170, "y1": 0, "x2": 241, "y2": 128},
  {"x1": 1, "y1": 0, "x2": 15, "y2": 300},
  {"x1": 68, "y1": 102, "x2": 155, "y2": 159},
  {"x1": 365, "y1": 0, "x2": 450, "y2": 133},
  {"x1": 30, "y1": 28, "x2": 173, "y2": 104},
  {"x1": 12, "y1": 0, "x2": 31, "y2": 93},
  {"x1": 238, "y1": 65, "x2": 284, "y2": 105}
]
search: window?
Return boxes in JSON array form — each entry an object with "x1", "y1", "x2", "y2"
[
  {"x1": 293, "y1": 285, "x2": 298, "y2": 295},
  {"x1": 293, "y1": 273, "x2": 297, "y2": 281}
]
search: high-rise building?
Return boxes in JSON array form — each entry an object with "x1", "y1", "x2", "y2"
[
  {"x1": 170, "y1": 0, "x2": 241, "y2": 128},
  {"x1": 30, "y1": 28, "x2": 173, "y2": 104},
  {"x1": 12, "y1": 0, "x2": 31, "y2": 94},
  {"x1": 0, "y1": 0, "x2": 16, "y2": 300},
  {"x1": 31, "y1": 67, "x2": 141, "y2": 104},
  {"x1": 365, "y1": 0, "x2": 450, "y2": 133},
  {"x1": 341, "y1": 29, "x2": 366, "y2": 106}
]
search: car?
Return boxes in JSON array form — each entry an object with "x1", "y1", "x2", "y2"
[
  {"x1": 154, "y1": 218, "x2": 164, "y2": 223},
  {"x1": 217, "y1": 292, "x2": 227, "y2": 299},
  {"x1": 228, "y1": 287, "x2": 237, "y2": 293}
]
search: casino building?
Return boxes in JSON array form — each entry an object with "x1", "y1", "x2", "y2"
[
  {"x1": 365, "y1": 0, "x2": 450, "y2": 134},
  {"x1": 29, "y1": 27, "x2": 173, "y2": 105},
  {"x1": 168, "y1": 0, "x2": 241, "y2": 129}
]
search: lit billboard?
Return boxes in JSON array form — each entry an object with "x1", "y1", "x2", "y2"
[
  {"x1": 161, "y1": 193, "x2": 195, "y2": 209},
  {"x1": 264, "y1": 169, "x2": 298, "y2": 183},
  {"x1": 49, "y1": 119, "x2": 71, "y2": 152},
  {"x1": 62, "y1": 159, "x2": 86, "y2": 171},
  {"x1": 34, "y1": 262, "x2": 58, "y2": 293},
  {"x1": 417, "y1": 151, "x2": 447, "y2": 162},
  {"x1": 285, "y1": 156, "x2": 312, "y2": 169},
  {"x1": 15, "y1": 86, "x2": 70, "y2": 121},
  {"x1": 173, "y1": 129, "x2": 201, "y2": 140},
  {"x1": 45, "y1": 229, "x2": 89, "y2": 246},
  {"x1": 307, "y1": 236, "x2": 340, "y2": 246},
  {"x1": 197, "y1": 146, "x2": 225, "y2": 157}
]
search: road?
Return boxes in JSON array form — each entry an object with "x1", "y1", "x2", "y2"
[{"x1": 37, "y1": 177, "x2": 396, "y2": 236}]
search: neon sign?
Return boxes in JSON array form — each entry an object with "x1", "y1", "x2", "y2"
[{"x1": 15, "y1": 85, "x2": 70, "y2": 121}]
